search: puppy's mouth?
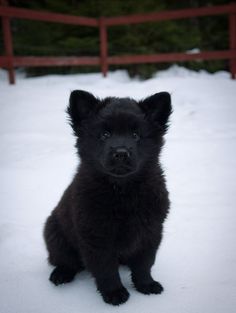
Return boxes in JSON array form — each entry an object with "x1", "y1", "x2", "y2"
[{"x1": 105, "y1": 165, "x2": 136, "y2": 177}]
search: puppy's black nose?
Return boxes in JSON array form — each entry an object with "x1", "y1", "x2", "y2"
[{"x1": 112, "y1": 147, "x2": 130, "y2": 162}]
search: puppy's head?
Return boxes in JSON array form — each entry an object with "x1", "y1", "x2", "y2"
[{"x1": 67, "y1": 90, "x2": 172, "y2": 178}]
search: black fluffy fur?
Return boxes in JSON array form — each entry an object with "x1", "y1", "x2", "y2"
[{"x1": 43, "y1": 90, "x2": 172, "y2": 305}]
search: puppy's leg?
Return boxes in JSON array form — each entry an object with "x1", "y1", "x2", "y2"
[
  {"x1": 44, "y1": 214, "x2": 84, "y2": 285},
  {"x1": 128, "y1": 245, "x2": 163, "y2": 295},
  {"x1": 82, "y1": 249, "x2": 129, "y2": 305}
]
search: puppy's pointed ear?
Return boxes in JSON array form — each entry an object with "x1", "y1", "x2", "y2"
[
  {"x1": 67, "y1": 90, "x2": 100, "y2": 134},
  {"x1": 139, "y1": 92, "x2": 172, "y2": 132}
]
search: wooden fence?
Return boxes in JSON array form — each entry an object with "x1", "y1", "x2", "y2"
[{"x1": 0, "y1": 0, "x2": 236, "y2": 84}]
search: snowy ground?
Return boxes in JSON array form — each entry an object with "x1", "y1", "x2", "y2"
[{"x1": 0, "y1": 66, "x2": 236, "y2": 313}]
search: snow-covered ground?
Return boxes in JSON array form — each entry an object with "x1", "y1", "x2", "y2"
[{"x1": 0, "y1": 66, "x2": 236, "y2": 313}]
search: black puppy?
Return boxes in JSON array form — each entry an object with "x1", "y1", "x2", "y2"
[{"x1": 44, "y1": 90, "x2": 172, "y2": 305}]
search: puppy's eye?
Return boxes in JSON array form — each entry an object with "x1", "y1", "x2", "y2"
[
  {"x1": 132, "y1": 132, "x2": 140, "y2": 141},
  {"x1": 100, "y1": 131, "x2": 111, "y2": 140}
]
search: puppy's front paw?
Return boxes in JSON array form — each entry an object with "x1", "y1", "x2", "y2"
[
  {"x1": 101, "y1": 287, "x2": 130, "y2": 305},
  {"x1": 49, "y1": 266, "x2": 76, "y2": 286},
  {"x1": 135, "y1": 280, "x2": 164, "y2": 295}
]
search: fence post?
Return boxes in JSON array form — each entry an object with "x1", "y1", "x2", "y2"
[
  {"x1": 229, "y1": 8, "x2": 236, "y2": 79},
  {"x1": 99, "y1": 17, "x2": 108, "y2": 77},
  {"x1": 1, "y1": 0, "x2": 15, "y2": 84}
]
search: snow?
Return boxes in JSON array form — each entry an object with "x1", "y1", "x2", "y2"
[
  {"x1": 0, "y1": 65, "x2": 236, "y2": 313},
  {"x1": 186, "y1": 48, "x2": 201, "y2": 54}
]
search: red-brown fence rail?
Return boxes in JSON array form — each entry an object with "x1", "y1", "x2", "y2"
[{"x1": 0, "y1": 0, "x2": 236, "y2": 84}]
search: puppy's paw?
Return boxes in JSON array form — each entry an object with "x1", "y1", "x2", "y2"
[
  {"x1": 135, "y1": 280, "x2": 164, "y2": 295},
  {"x1": 101, "y1": 287, "x2": 130, "y2": 305},
  {"x1": 49, "y1": 266, "x2": 76, "y2": 286}
]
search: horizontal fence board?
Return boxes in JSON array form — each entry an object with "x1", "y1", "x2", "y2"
[
  {"x1": 0, "y1": 56, "x2": 100, "y2": 66},
  {"x1": 1, "y1": 4, "x2": 235, "y2": 27},
  {"x1": 105, "y1": 4, "x2": 236, "y2": 26},
  {"x1": 108, "y1": 50, "x2": 236, "y2": 64},
  {"x1": 0, "y1": 51, "x2": 234, "y2": 68},
  {"x1": 0, "y1": 6, "x2": 98, "y2": 26}
]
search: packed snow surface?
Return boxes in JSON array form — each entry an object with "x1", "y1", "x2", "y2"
[{"x1": 0, "y1": 66, "x2": 236, "y2": 313}]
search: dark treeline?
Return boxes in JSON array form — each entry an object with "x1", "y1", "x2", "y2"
[{"x1": 0, "y1": 0, "x2": 231, "y2": 78}]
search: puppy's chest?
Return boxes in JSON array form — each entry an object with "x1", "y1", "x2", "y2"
[{"x1": 112, "y1": 200, "x2": 156, "y2": 253}]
